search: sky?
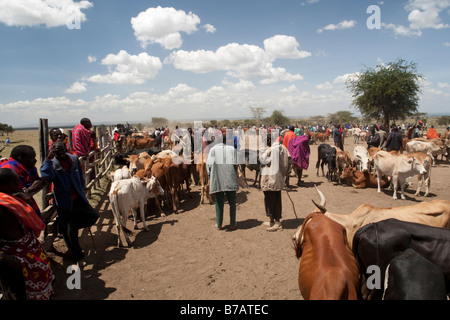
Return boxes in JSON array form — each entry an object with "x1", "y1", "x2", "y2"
[{"x1": 0, "y1": 0, "x2": 449, "y2": 128}]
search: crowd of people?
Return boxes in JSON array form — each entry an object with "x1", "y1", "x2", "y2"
[{"x1": 0, "y1": 118, "x2": 99, "y2": 300}]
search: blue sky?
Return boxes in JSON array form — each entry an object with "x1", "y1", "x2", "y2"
[{"x1": 0, "y1": 0, "x2": 449, "y2": 127}]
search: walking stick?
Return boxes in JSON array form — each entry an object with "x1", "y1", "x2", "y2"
[
  {"x1": 89, "y1": 227, "x2": 97, "y2": 252},
  {"x1": 284, "y1": 187, "x2": 300, "y2": 222}
]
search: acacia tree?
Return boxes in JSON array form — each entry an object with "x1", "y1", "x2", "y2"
[
  {"x1": 249, "y1": 106, "x2": 266, "y2": 126},
  {"x1": 267, "y1": 110, "x2": 290, "y2": 126},
  {"x1": 346, "y1": 59, "x2": 423, "y2": 127}
]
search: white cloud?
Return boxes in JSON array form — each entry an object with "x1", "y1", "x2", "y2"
[
  {"x1": 263, "y1": 35, "x2": 311, "y2": 59},
  {"x1": 65, "y1": 81, "x2": 87, "y2": 93},
  {"x1": 0, "y1": 0, "x2": 93, "y2": 28},
  {"x1": 202, "y1": 24, "x2": 216, "y2": 33},
  {"x1": 438, "y1": 82, "x2": 450, "y2": 88},
  {"x1": 280, "y1": 85, "x2": 299, "y2": 93},
  {"x1": 443, "y1": 42, "x2": 450, "y2": 47},
  {"x1": 382, "y1": 23, "x2": 422, "y2": 37},
  {"x1": 86, "y1": 50, "x2": 162, "y2": 85},
  {"x1": 333, "y1": 72, "x2": 360, "y2": 84},
  {"x1": 165, "y1": 36, "x2": 309, "y2": 84},
  {"x1": 383, "y1": 0, "x2": 450, "y2": 37},
  {"x1": 317, "y1": 20, "x2": 356, "y2": 33},
  {"x1": 316, "y1": 82, "x2": 332, "y2": 90},
  {"x1": 87, "y1": 55, "x2": 97, "y2": 63},
  {"x1": 131, "y1": 6, "x2": 201, "y2": 49}
]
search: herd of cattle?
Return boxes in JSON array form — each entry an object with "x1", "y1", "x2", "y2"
[
  {"x1": 294, "y1": 129, "x2": 450, "y2": 300},
  {"x1": 105, "y1": 128, "x2": 450, "y2": 299}
]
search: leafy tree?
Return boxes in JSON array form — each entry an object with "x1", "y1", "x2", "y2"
[
  {"x1": 346, "y1": 59, "x2": 423, "y2": 127},
  {"x1": 0, "y1": 123, "x2": 14, "y2": 136},
  {"x1": 328, "y1": 111, "x2": 358, "y2": 125},
  {"x1": 267, "y1": 110, "x2": 290, "y2": 126},
  {"x1": 151, "y1": 117, "x2": 168, "y2": 127},
  {"x1": 437, "y1": 116, "x2": 450, "y2": 126}
]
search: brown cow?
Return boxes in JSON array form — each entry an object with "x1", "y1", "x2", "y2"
[
  {"x1": 335, "y1": 148, "x2": 352, "y2": 184},
  {"x1": 311, "y1": 187, "x2": 450, "y2": 248},
  {"x1": 127, "y1": 136, "x2": 155, "y2": 150},
  {"x1": 193, "y1": 151, "x2": 213, "y2": 204},
  {"x1": 292, "y1": 212, "x2": 360, "y2": 300},
  {"x1": 126, "y1": 152, "x2": 151, "y2": 174},
  {"x1": 340, "y1": 166, "x2": 389, "y2": 189},
  {"x1": 163, "y1": 155, "x2": 183, "y2": 212},
  {"x1": 134, "y1": 167, "x2": 165, "y2": 218}
]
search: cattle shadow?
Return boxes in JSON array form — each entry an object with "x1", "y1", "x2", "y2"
[
  {"x1": 132, "y1": 219, "x2": 178, "y2": 249},
  {"x1": 379, "y1": 188, "x2": 423, "y2": 202},
  {"x1": 282, "y1": 218, "x2": 304, "y2": 230}
]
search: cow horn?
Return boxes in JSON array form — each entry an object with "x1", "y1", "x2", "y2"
[
  {"x1": 311, "y1": 199, "x2": 327, "y2": 213},
  {"x1": 314, "y1": 185, "x2": 326, "y2": 207}
]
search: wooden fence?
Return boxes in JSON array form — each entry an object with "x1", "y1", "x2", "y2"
[{"x1": 38, "y1": 118, "x2": 119, "y2": 250}]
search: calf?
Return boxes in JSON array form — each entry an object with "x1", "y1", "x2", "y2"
[
  {"x1": 193, "y1": 151, "x2": 213, "y2": 204},
  {"x1": 352, "y1": 146, "x2": 369, "y2": 171},
  {"x1": 239, "y1": 149, "x2": 261, "y2": 188},
  {"x1": 340, "y1": 166, "x2": 389, "y2": 189},
  {"x1": 109, "y1": 176, "x2": 164, "y2": 247},
  {"x1": 292, "y1": 212, "x2": 360, "y2": 300},
  {"x1": 383, "y1": 249, "x2": 447, "y2": 300},
  {"x1": 373, "y1": 150, "x2": 426, "y2": 200},
  {"x1": 352, "y1": 219, "x2": 450, "y2": 300},
  {"x1": 316, "y1": 144, "x2": 337, "y2": 182},
  {"x1": 335, "y1": 149, "x2": 352, "y2": 184}
]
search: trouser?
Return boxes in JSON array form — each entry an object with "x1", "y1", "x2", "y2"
[
  {"x1": 57, "y1": 197, "x2": 99, "y2": 261},
  {"x1": 263, "y1": 191, "x2": 282, "y2": 221},
  {"x1": 214, "y1": 191, "x2": 236, "y2": 227}
]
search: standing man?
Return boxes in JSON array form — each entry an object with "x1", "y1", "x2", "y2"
[
  {"x1": 259, "y1": 131, "x2": 290, "y2": 232},
  {"x1": 0, "y1": 145, "x2": 45, "y2": 219},
  {"x1": 385, "y1": 125, "x2": 403, "y2": 152},
  {"x1": 333, "y1": 124, "x2": 343, "y2": 150},
  {"x1": 207, "y1": 131, "x2": 239, "y2": 230},
  {"x1": 40, "y1": 141, "x2": 99, "y2": 262},
  {"x1": 72, "y1": 118, "x2": 92, "y2": 159}
]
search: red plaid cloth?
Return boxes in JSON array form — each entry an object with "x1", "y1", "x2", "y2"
[
  {"x1": 288, "y1": 135, "x2": 310, "y2": 170},
  {"x1": 0, "y1": 159, "x2": 41, "y2": 217},
  {"x1": 72, "y1": 124, "x2": 91, "y2": 157}
]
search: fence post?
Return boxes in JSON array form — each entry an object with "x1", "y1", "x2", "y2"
[{"x1": 39, "y1": 119, "x2": 49, "y2": 210}]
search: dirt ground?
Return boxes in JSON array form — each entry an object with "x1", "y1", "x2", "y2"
[{"x1": 2, "y1": 129, "x2": 450, "y2": 300}]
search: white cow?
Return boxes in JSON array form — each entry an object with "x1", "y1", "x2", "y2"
[
  {"x1": 405, "y1": 140, "x2": 447, "y2": 165},
  {"x1": 109, "y1": 176, "x2": 164, "y2": 247},
  {"x1": 373, "y1": 151, "x2": 427, "y2": 200},
  {"x1": 352, "y1": 146, "x2": 370, "y2": 171},
  {"x1": 109, "y1": 166, "x2": 132, "y2": 182},
  {"x1": 351, "y1": 128, "x2": 362, "y2": 143}
]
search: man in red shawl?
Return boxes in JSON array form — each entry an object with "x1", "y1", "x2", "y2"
[
  {"x1": 288, "y1": 134, "x2": 310, "y2": 186},
  {"x1": 72, "y1": 118, "x2": 92, "y2": 158},
  {"x1": 0, "y1": 145, "x2": 44, "y2": 219},
  {"x1": 0, "y1": 168, "x2": 54, "y2": 300},
  {"x1": 426, "y1": 125, "x2": 439, "y2": 140}
]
